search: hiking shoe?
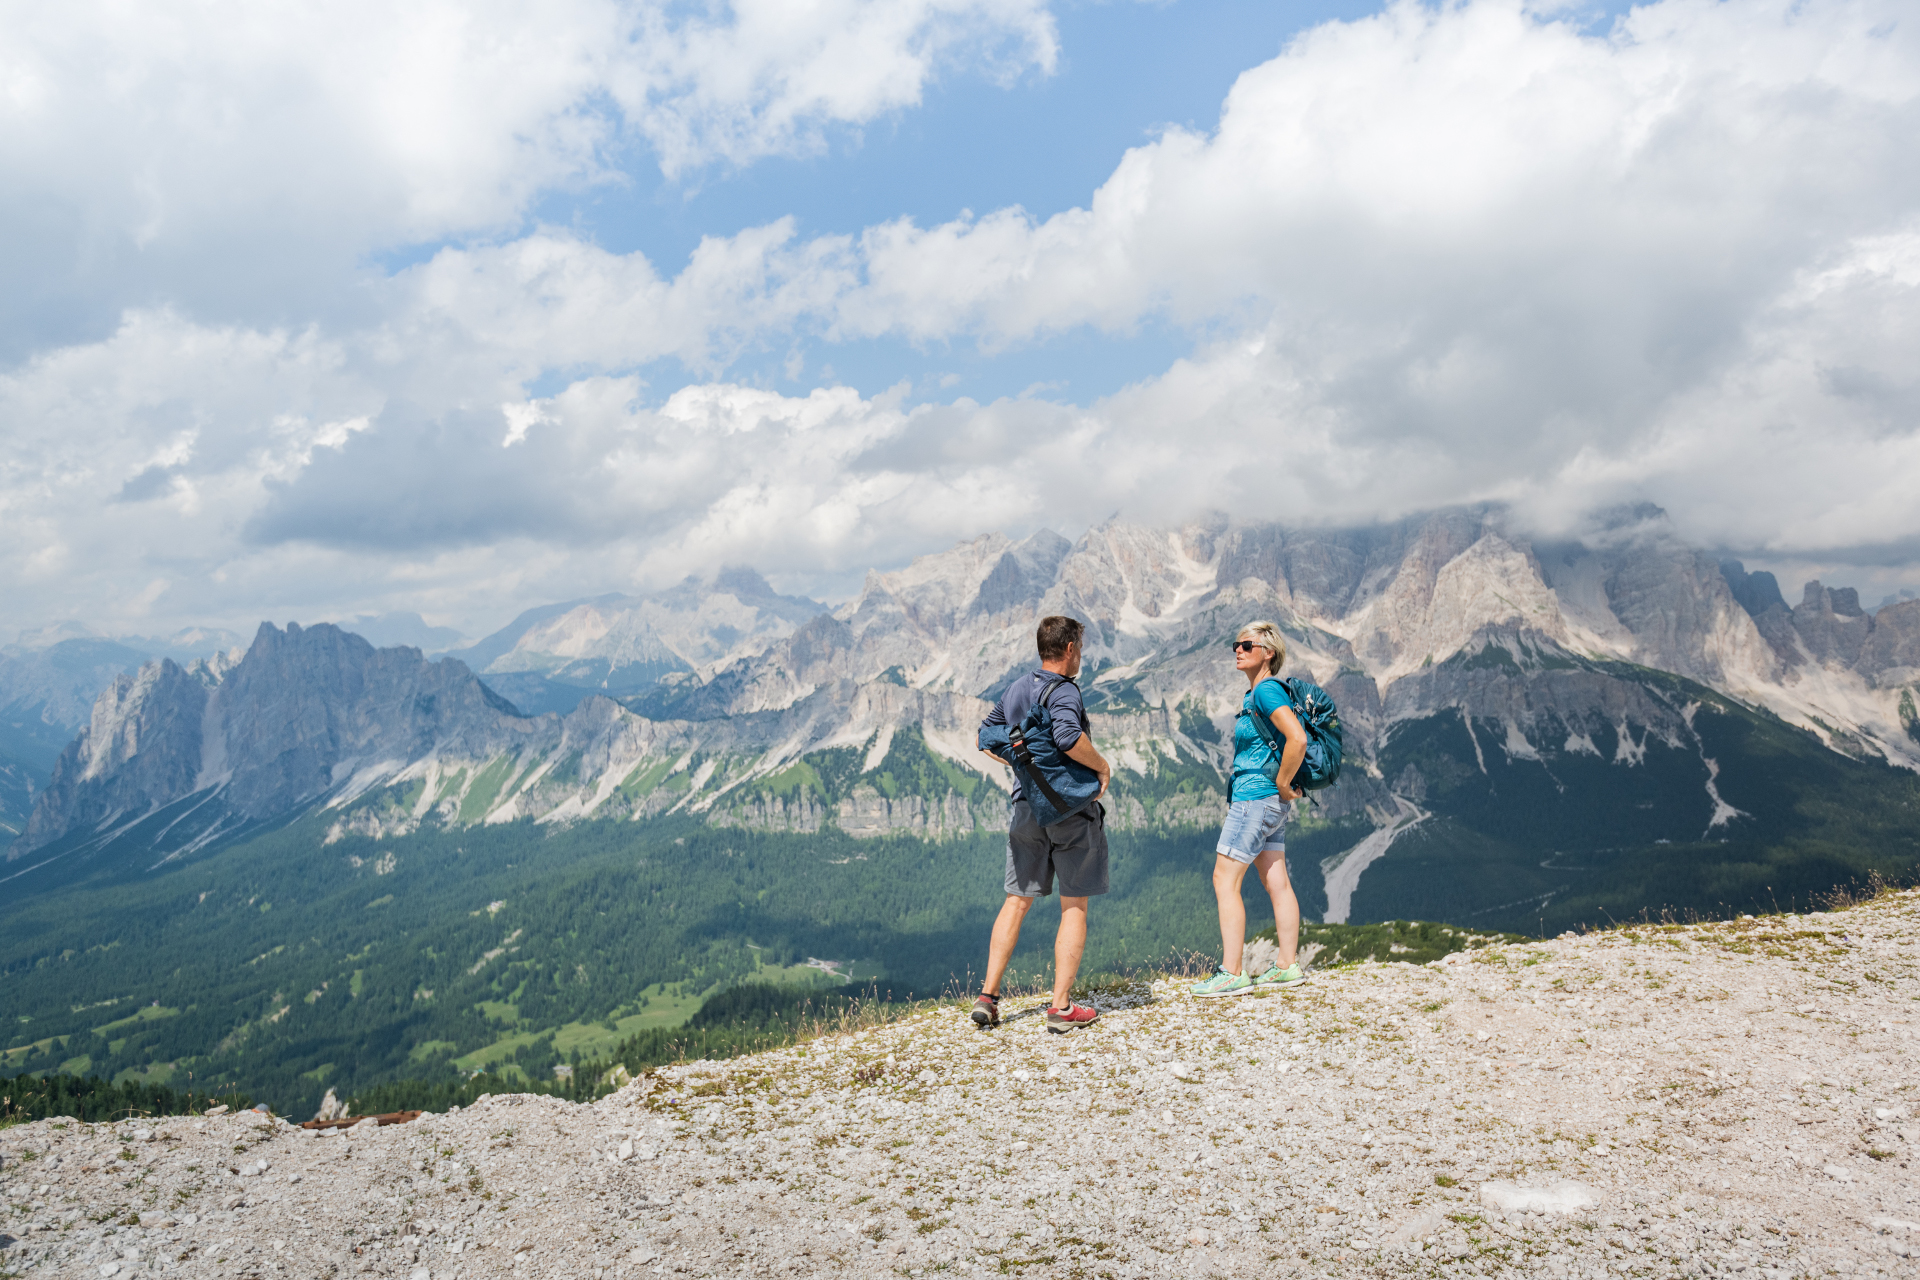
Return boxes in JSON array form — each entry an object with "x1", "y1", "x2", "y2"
[
  {"x1": 1255, "y1": 961, "x2": 1309, "y2": 988},
  {"x1": 1046, "y1": 1001, "x2": 1099, "y2": 1033},
  {"x1": 1191, "y1": 967, "x2": 1256, "y2": 998},
  {"x1": 971, "y1": 993, "x2": 1001, "y2": 1028}
]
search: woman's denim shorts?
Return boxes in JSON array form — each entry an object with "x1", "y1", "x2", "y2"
[{"x1": 1216, "y1": 795, "x2": 1291, "y2": 864}]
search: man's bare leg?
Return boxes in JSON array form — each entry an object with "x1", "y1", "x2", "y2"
[
  {"x1": 1253, "y1": 847, "x2": 1300, "y2": 968},
  {"x1": 983, "y1": 894, "x2": 1035, "y2": 995},
  {"x1": 1212, "y1": 855, "x2": 1254, "y2": 973},
  {"x1": 1052, "y1": 896, "x2": 1088, "y2": 1008}
]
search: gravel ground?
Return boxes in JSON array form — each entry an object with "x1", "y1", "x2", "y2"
[{"x1": 5, "y1": 891, "x2": 1917, "y2": 1279}]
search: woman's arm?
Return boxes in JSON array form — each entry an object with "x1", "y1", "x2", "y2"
[{"x1": 1270, "y1": 704, "x2": 1308, "y2": 802}]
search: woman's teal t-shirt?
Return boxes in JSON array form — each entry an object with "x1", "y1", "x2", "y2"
[{"x1": 1230, "y1": 679, "x2": 1294, "y2": 802}]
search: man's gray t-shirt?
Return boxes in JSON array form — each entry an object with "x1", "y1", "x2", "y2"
[{"x1": 982, "y1": 671, "x2": 1090, "y2": 804}]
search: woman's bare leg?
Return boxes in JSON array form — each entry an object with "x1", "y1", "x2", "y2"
[
  {"x1": 1212, "y1": 854, "x2": 1253, "y2": 973},
  {"x1": 1252, "y1": 847, "x2": 1300, "y2": 968}
]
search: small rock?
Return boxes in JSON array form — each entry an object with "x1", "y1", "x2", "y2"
[
  {"x1": 98, "y1": 1265, "x2": 121, "y2": 1278},
  {"x1": 288, "y1": 1173, "x2": 302, "y2": 1184},
  {"x1": 1187, "y1": 1229, "x2": 1209, "y2": 1246},
  {"x1": 1825, "y1": 1164, "x2": 1856, "y2": 1182},
  {"x1": 410, "y1": 1269, "x2": 430, "y2": 1280},
  {"x1": 618, "y1": 1139, "x2": 634, "y2": 1161}
]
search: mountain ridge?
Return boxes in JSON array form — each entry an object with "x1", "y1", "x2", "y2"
[{"x1": 14, "y1": 507, "x2": 1920, "y2": 928}]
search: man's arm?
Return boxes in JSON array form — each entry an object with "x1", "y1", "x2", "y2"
[
  {"x1": 1051, "y1": 683, "x2": 1111, "y2": 798},
  {"x1": 1063, "y1": 733, "x2": 1111, "y2": 799}
]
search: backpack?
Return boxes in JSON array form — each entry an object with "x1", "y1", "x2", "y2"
[
  {"x1": 1239, "y1": 676, "x2": 1344, "y2": 797},
  {"x1": 976, "y1": 673, "x2": 1103, "y2": 827}
]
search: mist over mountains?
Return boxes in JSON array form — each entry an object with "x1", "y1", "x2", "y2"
[{"x1": 11, "y1": 505, "x2": 1920, "y2": 930}]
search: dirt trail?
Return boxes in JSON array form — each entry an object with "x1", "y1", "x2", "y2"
[{"x1": 4, "y1": 892, "x2": 1917, "y2": 1278}]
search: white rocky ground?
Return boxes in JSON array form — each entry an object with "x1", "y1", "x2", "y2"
[{"x1": 5, "y1": 893, "x2": 1918, "y2": 1280}]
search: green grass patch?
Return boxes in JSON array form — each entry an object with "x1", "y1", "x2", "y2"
[
  {"x1": 457, "y1": 755, "x2": 517, "y2": 823},
  {"x1": 620, "y1": 756, "x2": 676, "y2": 799},
  {"x1": 91, "y1": 1005, "x2": 181, "y2": 1037}
]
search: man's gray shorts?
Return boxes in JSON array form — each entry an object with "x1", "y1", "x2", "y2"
[{"x1": 1006, "y1": 799, "x2": 1110, "y2": 898}]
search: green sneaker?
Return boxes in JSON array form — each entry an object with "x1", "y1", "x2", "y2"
[
  {"x1": 1191, "y1": 967, "x2": 1255, "y2": 998},
  {"x1": 1255, "y1": 962, "x2": 1309, "y2": 988}
]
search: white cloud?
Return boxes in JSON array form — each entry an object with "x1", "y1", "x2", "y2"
[
  {"x1": 0, "y1": 0, "x2": 1055, "y2": 351},
  {"x1": 611, "y1": 0, "x2": 1059, "y2": 176},
  {"x1": 823, "y1": 0, "x2": 1920, "y2": 548},
  {"x1": 4, "y1": 0, "x2": 1919, "y2": 638}
]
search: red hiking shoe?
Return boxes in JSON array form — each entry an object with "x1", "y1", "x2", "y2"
[
  {"x1": 971, "y1": 992, "x2": 1001, "y2": 1028},
  {"x1": 1046, "y1": 1001, "x2": 1098, "y2": 1033}
]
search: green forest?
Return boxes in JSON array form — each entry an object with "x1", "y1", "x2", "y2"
[{"x1": 0, "y1": 803, "x2": 1368, "y2": 1120}]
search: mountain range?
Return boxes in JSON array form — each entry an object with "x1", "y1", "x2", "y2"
[{"x1": 11, "y1": 505, "x2": 1920, "y2": 927}]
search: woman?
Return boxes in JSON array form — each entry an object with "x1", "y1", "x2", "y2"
[{"x1": 1191, "y1": 620, "x2": 1310, "y2": 996}]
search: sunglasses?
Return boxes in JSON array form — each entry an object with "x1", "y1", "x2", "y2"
[{"x1": 1231, "y1": 640, "x2": 1262, "y2": 653}]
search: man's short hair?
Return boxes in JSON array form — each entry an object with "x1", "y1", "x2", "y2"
[{"x1": 1036, "y1": 615, "x2": 1084, "y2": 661}]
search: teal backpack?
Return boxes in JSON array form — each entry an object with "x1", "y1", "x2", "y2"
[{"x1": 1239, "y1": 676, "x2": 1344, "y2": 797}]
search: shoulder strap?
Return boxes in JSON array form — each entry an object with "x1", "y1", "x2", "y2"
[{"x1": 1034, "y1": 670, "x2": 1071, "y2": 698}]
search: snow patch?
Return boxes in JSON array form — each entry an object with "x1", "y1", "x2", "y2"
[
  {"x1": 1613, "y1": 721, "x2": 1647, "y2": 767},
  {"x1": 1461, "y1": 711, "x2": 1487, "y2": 774},
  {"x1": 1701, "y1": 757, "x2": 1746, "y2": 832},
  {"x1": 1563, "y1": 730, "x2": 1600, "y2": 757}
]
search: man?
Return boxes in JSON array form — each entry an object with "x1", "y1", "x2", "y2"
[{"x1": 974, "y1": 615, "x2": 1113, "y2": 1033}]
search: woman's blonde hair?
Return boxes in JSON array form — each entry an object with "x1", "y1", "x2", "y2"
[{"x1": 1238, "y1": 620, "x2": 1286, "y2": 679}]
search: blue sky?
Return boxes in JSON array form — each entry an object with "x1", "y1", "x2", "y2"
[{"x1": 2, "y1": 0, "x2": 1917, "y2": 636}]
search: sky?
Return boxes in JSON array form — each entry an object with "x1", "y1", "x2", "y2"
[{"x1": 3, "y1": 0, "x2": 1918, "y2": 644}]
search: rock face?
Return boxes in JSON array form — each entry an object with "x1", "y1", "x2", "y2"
[
  {"x1": 21, "y1": 659, "x2": 211, "y2": 850},
  {"x1": 19, "y1": 507, "x2": 1920, "y2": 876},
  {"x1": 4, "y1": 891, "x2": 1915, "y2": 1278}
]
